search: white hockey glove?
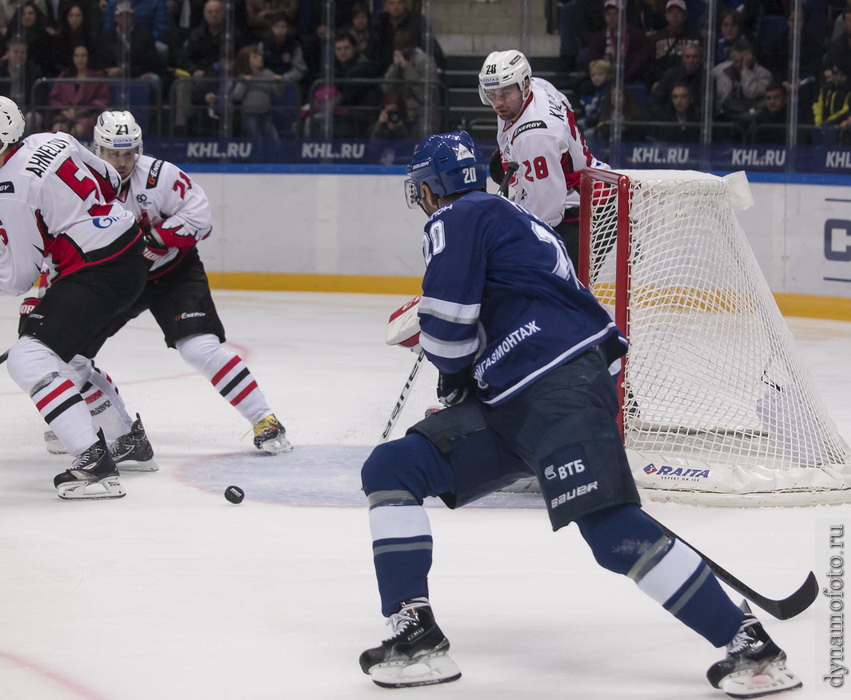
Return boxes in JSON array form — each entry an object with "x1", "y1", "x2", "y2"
[{"x1": 386, "y1": 295, "x2": 422, "y2": 352}]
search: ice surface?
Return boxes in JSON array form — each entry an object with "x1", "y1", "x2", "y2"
[{"x1": 0, "y1": 291, "x2": 849, "y2": 699}]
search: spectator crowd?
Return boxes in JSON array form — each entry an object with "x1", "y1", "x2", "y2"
[
  {"x1": 561, "y1": 0, "x2": 851, "y2": 145},
  {"x1": 0, "y1": 0, "x2": 444, "y2": 140},
  {"x1": 2, "y1": 0, "x2": 851, "y2": 145}
]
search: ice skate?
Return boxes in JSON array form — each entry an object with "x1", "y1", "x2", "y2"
[
  {"x1": 110, "y1": 413, "x2": 158, "y2": 471},
  {"x1": 707, "y1": 602, "x2": 802, "y2": 698},
  {"x1": 252, "y1": 415, "x2": 293, "y2": 454},
  {"x1": 44, "y1": 430, "x2": 66, "y2": 454},
  {"x1": 53, "y1": 431, "x2": 125, "y2": 500},
  {"x1": 359, "y1": 598, "x2": 461, "y2": 688}
]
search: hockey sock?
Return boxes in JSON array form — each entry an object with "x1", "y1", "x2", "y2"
[
  {"x1": 578, "y1": 504, "x2": 744, "y2": 647},
  {"x1": 362, "y1": 435, "x2": 456, "y2": 616},
  {"x1": 68, "y1": 355, "x2": 134, "y2": 441},
  {"x1": 368, "y1": 502, "x2": 433, "y2": 616},
  {"x1": 7, "y1": 337, "x2": 98, "y2": 456},
  {"x1": 176, "y1": 333, "x2": 273, "y2": 425}
]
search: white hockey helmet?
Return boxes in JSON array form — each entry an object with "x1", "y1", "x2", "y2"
[
  {"x1": 478, "y1": 50, "x2": 532, "y2": 104},
  {"x1": 0, "y1": 96, "x2": 25, "y2": 155},
  {"x1": 93, "y1": 110, "x2": 143, "y2": 182},
  {"x1": 93, "y1": 110, "x2": 143, "y2": 156}
]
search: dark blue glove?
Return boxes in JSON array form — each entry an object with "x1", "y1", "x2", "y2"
[{"x1": 437, "y1": 368, "x2": 476, "y2": 407}]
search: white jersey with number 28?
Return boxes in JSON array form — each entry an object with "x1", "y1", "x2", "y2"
[{"x1": 496, "y1": 77, "x2": 609, "y2": 227}]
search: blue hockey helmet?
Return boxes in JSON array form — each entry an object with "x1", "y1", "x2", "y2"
[{"x1": 404, "y1": 130, "x2": 488, "y2": 209}]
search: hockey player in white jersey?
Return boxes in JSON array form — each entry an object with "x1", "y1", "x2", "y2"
[
  {"x1": 33, "y1": 111, "x2": 292, "y2": 458},
  {"x1": 479, "y1": 49, "x2": 609, "y2": 265},
  {"x1": 358, "y1": 131, "x2": 801, "y2": 699},
  {"x1": 0, "y1": 96, "x2": 148, "y2": 499}
]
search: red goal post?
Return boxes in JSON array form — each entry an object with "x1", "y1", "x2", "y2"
[{"x1": 578, "y1": 167, "x2": 851, "y2": 505}]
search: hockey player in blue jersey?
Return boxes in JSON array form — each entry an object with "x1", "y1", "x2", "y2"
[{"x1": 358, "y1": 131, "x2": 801, "y2": 698}]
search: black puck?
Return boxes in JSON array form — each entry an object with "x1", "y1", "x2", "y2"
[{"x1": 224, "y1": 485, "x2": 244, "y2": 504}]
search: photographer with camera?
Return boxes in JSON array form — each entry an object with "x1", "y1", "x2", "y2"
[
  {"x1": 382, "y1": 29, "x2": 441, "y2": 136},
  {"x1": 369, "y1": 92, "x2": 410, "y2": 139}
]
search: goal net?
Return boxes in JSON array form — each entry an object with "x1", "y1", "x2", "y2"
[{"x1": 578, "y1": 168, "x2": 851, "y2": 505}]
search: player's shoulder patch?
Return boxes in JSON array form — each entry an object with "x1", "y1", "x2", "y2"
[
  {"x1": 145, "y1": 159, "x2": 165, "y2": 189},
  {"x1": 510, "y1": 120, "x2": 547, "y2": 144},
  {"x1": 0, "y1": 181, "x2": 15, "y2": 194}
]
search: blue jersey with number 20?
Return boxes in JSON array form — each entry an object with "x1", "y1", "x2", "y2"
[{"x1": 417, "y1": 189, "x2": 626, "y2": 406}]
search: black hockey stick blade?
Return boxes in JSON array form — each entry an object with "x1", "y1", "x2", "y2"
[
  {"x1": 379, "y1": 351, "x2": 425, "y2": 443},
  {"x1": 649, "y1": 515, "x2": 818, "y2": 620},
  {"x1": 497, "y1": 161, "x2": 519, "y2": 197}
]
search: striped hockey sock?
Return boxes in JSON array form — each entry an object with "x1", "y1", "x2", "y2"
[
  {"x1": 32, "y1": 374, "x2": 98, "y2": 456},
  {"x1": 368, "y1": 500, "x2": 434, "y2": 617},
  {"x1": 177, "y1": 334, "x2": 273, "y2": 425}
]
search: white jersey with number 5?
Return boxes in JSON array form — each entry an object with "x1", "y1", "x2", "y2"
[
  {"x1": 0, "y1": 131, "x2": 136, "y2": 296},
  {"x1": 496, "y1": 77, "x2": 609, "y2": 227},
  {"x1": 113, "y1": 154, "x2": 212, "y2": 278}
]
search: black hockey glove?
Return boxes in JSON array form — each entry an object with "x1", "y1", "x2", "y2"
[
  {"x1": 437, "y1": 368, "x2": 476, "y2": 407},
  {"x1": 488, "y1": 147, "x2": 503, "y2": 186},
  {"x1": 142, "y1": 231, "x2": 168, "y2": 264},
  {"x1": 18, "y1": 296, "x2": 39, "y2": 334}
]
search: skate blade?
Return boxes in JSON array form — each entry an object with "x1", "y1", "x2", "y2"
[
  {"x1": 370, "y1": 652, "x2": 461, "y2": 688},
  {"x1": 57, "y1": 476, "x2": 126, "y2": 500},
  {"x1": 116, "y1": 457, "x2": 159, "y2": 472},
  {"x1": 719, "y1": 660, "x2": 802, "y2": 698},
  {"x1": 260, "y1": 436, "x2": 294, "y2": 454}
]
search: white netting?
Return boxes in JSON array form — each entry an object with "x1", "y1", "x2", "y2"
[{"x1": 582, "y1": 168, "x2": 851, "y2": 505}]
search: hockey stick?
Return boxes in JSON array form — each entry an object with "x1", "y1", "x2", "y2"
[
  {"x1": 377, "y1": 164, "x2": 521, "y2": 442},
  {"x1": 0, "y1": 349, "x2": 7, "y2": 365},
  {"x1": 498, "y1": 161, "x2": 519, "y2": 198},
  {"x1": 379, "y1": 351, "x2": 425, "y2": 444},
  {"x1": 647, "y1": 514, "x2": 817, "y2": 620}
]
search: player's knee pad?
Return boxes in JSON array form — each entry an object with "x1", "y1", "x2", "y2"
[
  {"x1": 176, "y1": 333, "x2": 225, "y2": 374},
  {"x1": 6, "y1": 336, "x2": 64, "y2": 393},
  {"x1": 361, "y1": 434, "x2": 454, "y2": 506},
  {"x1": 577, "y1": 503, "x2": 667, "y2": 575}
]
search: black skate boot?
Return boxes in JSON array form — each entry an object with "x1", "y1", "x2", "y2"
[
  {"x1": 53, "y1": 430, "x2": 125, "y2": 500},
  {"x1": 110, "y1": 414, "x2": 158, "y2": 471},
  {"x1": 707, "y1": 602, "x2": 802, "y2": 698},
  {"x1": 252, "y1": 414, "x2": 293, "y2": 454},
  {"x1": 359, "y1": 598, "x2": 461, "y2": 688}
]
